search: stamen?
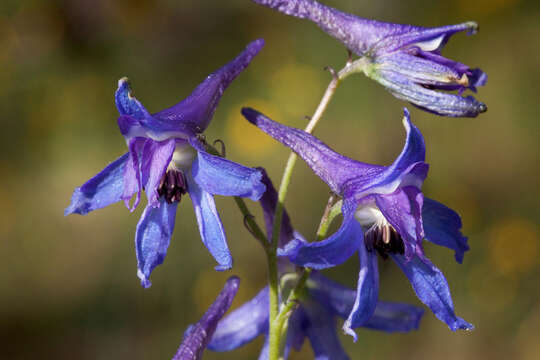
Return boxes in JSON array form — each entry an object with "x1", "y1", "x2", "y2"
[
  {"x1": 364, "y1": 224, "x2": 405, "y2": 260},
  {"x1": 157, "y1": 169, "x2": 187, "y2": 204}
]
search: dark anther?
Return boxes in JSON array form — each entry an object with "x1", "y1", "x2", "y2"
[
  {"x1": 304, "y1": 115, "x2": 312, "y2": 121},
  {"x1": 213, "y1": 139, "x2": 227, "y2": 158},
  {"x1": 364, "y1": 224, "x2": 405, "y2": 260},
  {"x1": 157, "y1": 169, "x2": 187, "y2": 204},
  {"x1": 324, "y1": 66, "x2": 339, "y2": 80}
]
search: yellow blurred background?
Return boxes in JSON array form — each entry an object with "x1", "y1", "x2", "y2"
[{"x1": 1, "y1": 0, "x2": 539, "y2": 359}]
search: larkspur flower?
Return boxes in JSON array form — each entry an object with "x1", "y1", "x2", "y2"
[
  {"x1": 208, "y1": 170, "x2": 424, "y2": 359},
  {"x1": 65, "y1": 40, "x2": 266, "y2": 287},
  {"x1": 252, "y1": 0, "x2": 487, "y2": 117},
  {"x1": 242, "y1": 107, "x2": 473, "y2": 336},
  {"x1": 172, "y1": 276, "x2": 240, "y2": 360}
]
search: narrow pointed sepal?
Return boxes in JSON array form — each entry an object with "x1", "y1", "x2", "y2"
[
  {"x1": 135, "y1": 198, "x2": 178, "y2": 288},
  {"x1": 65, "y1": 153, "x2": 130, "y2": 216},
  {"x1": 391, "y1": 254, "x2": 474, "y2": 331},
  {"x1": 172, "y1": 276, "x2": 240, "y2": 360},
  {"x1": 422, "y1": 197, "x2": 469, "y2": 263}
]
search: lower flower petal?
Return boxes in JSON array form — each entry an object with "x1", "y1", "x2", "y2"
[
  {"x1": 208, "y1": 287, "x2": 269, "y2": 351},
  {"x1": 135, "y1": 198, "x2": 178, "y2": 288},
  {"x1": 363, "y1": 301, "x2": 424, "y2": 333},
  {"x1": 302, "y1": 301, "x2": 350, "y2": 360},
  {"x1": 186, "y1": 172, "x2": 232, "y2": 271},
  {"x1": 391, "y1": 254, "x2": 474, "y2": 331},
  {"x1": 189, "y1": 138, "x2": 265, "y2": 201},
  {"x1": 279, "y1": 198, "x2": 361, "y2": 269},
  {"x1": 173, "y1": 276, "x2": 240, "y2": 360},
  {"x1": 423, "y1": 197, "x2": 469, "y2": 263},
  {"x1": 343, "y1": 242, "x2": 379, "y2": 341},
  {"x1": 375, "y1": 186, "x2": 424, "y2": 259},
  {"x1": 65, "y1": 153, "x2": 129, "y2": 216}
]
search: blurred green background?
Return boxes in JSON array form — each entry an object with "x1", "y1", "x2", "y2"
[{"x1": 1, "y1": 0, "x2": 539, "y2": 359}]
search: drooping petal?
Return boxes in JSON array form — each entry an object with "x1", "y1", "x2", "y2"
[
  {"x1": 139, "y1": 138, "x2": 176, "y2": 207},
  {"x1": 279, "y1": 198, "x2": 362, "y2": 269},
  {"x1": 242, "y1": 107, "x2": 382, "y2": 194},
  {"x1": 363, "y1": 301, "x2": 424, "y2": 333},
  {"x1": 186, "y1": 172, "x2": 232, "y2": 271},
  {"x1": 151, "y1": 39, "x2": 265, "y2": 135},
  {"x1": 343, "y1": 241, "x2": 379, "y2": 341},
  {"x1": 65, "y1": 153, "x2": 130, "y2": 216},
  {"x1": 375, "y1": 186, "x2": 424, "y2": 259},
  {"x1": 374, "y1": 69, "x2": 487, "y2": 117},
  {"x1": 302, "y1": 300, "x2": 350, "y2": 360},
  {"x1": 135, "y1": 198, "x2": 178, "y2": 288},
  {"x1": 173, "y1": 276, "x2": 240, "y2": 360},
  {"x1": 208, "y1": 287, "x2": 269, "y2": 351},
  {"x1": 188, "y1": 138, "x2": 265, "y2": 201},
  {"x1": 422, "y1": 197, "x2": 469, "y2": 263},
  {"x1": 391, "y1": 254, "x2": 474, "y2": 331},
  {"x1": 258, "y1": 167, "x2": 295, "y2": 247}
]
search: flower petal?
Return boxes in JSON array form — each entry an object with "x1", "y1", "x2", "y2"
[
  {"x1": 302, "y1": 300, "x2": 350, "y2": 360},
  {"x1": 423, "y1": 197, "x2": 469, "y2": 263},
  {"x1": 123, "y1": 137, "x2": 146, "y2": 211},
  {"x1": 242, "y1": 107, "x2": 379, "y2": 194},
  {"x1": 363, "y1": 301, "x2": 424, "y2": 333},
  {"x1": 374, "y1": 69, "x2": 487, "y2": 117},
  {"x1": 140, "y1": 138, "x2": 176, "y2": 207},
  {"x1": 152, "y1": 39, "x2": 265, "y2": 134},
  {"x1": 252, "y1": 1, "x2": 478, "y2": 57},
  {"x1": 208, "y1": 287, "x2": 269, "y2": 351},
  {"x1": 391, "y1": 254, "x2": 474, "y2": 331},
  {"x1": 307, "y1": 273, "x2": 424, "y2": 333},
  {"x1": 375, "y1": 186, "x2": 424, "y2": 259},
  {"x1": 189, "y1": 138, "x2": 265, "y2": 201},
  {"x1": 115, "y1": 77, "x2": 150, "y2": 119},
  {"x1": 65, "y1": 153, "x2": 130, "y2": 216},
  {"x1": 279, "y1": 198, "x2": 361, "y2": 269},
  {"x1": 186, "y1": 172, "x2": 232, "y2": 271},
  {"x1": 173, "y1": 276, "x2": 240, "y2": 360},
  {"x1": 135, "y1": 198, "x2": 178, "y2": 288},
  {"x1": 343, "y1": 241, "x2": 379, "y2": 341}
]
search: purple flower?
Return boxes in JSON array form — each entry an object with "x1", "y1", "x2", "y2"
[
  {"x1": 65, "y1": 40, "x2": 266, "y2": 287},
  {"x1": 207, "y1": 171, "x2": 424, "y2": 359},
  {"x1": 252, "y1": 0, "x2": 487, "y2": 117},
  {"x1": 242, "y1": 107, "x2": 473, "y2": 335},
  {"x1": 172, "y1": 276, "x2": 240, "y2": 360}
]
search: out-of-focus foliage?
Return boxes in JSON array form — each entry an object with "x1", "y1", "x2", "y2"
[{"x1": 0, "y1": 0, "x2": 539, "y2": 359}]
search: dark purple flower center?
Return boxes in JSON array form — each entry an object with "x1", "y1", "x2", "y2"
[
  {"x1": 364, "y1": 224, "x2": 405, "y2": 259},
  {"x1": 157, "y1": 169, "x2": 187, "y2": 204}
]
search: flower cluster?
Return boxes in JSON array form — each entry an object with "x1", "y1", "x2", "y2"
[{"x1": 66, "y1": 1, "x2": 485, "y2": 359}]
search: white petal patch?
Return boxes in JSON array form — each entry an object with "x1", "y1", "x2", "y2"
[
  {"x1": 354, "y1": 205, "x2": 388, "y2": 228},
  {"x1": 414, "y1": 35, "x2": 445, "y2": 52},
  {"x1": 172, "y1": 142, "x2": 197, "y2": 170}
]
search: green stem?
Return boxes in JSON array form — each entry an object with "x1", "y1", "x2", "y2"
[
  {"x1": 273, "y1": 194, "x2": 342, "y2": 349},
  {"x1": 267, "y1": 59, "x2": 357, "y2": 360}
]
